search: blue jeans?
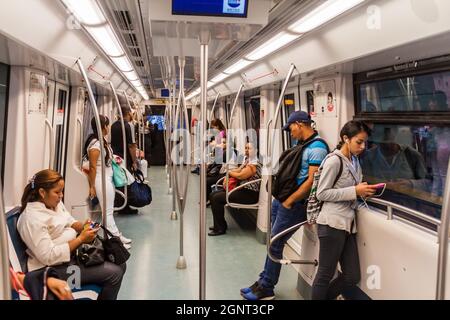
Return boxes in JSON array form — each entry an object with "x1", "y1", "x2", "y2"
[{"x1": 258, "y1": 199, "x2": 306, "y2": 290}]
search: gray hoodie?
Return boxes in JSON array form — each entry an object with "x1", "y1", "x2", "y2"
[{"x1": 316, "y1": 149, "x2": 363, "y2": 233}]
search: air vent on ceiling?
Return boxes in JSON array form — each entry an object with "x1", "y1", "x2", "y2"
[
  {"x1": 130, "y1": 47, "x2": 142, "y2": 58},
  {"x1": 114, "y1": 10, "x2": 134, "y2": 31},
  {"x1": 135, "y1": 60, "x2": 144, "y2": 67},
  {"x1": 124, "y1": 33, "x2": 138, "y2": 47}
]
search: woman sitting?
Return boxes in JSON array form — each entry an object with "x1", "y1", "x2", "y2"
[
  {"x1": 17, "y1": 169, "x2": 126, "y2": 300},
  {"x1": 208, "y1": 143, "x2": 261, "y2": 236}
]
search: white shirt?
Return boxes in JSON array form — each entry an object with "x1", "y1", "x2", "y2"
[
  {"x1": 88, "y1": 139, "x2": 113, "y2": 176},
  {"x1": 17, "y1": 202, "x2": 77, "y2": 271}
]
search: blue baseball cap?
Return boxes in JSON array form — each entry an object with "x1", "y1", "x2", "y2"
[{"x1": 282, "y1": 111, "x2": 312, "y2": 131}]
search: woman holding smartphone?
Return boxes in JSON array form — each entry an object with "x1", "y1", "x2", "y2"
[{"x1": 311, "y1": 120, "x2": 377, "y2": 300}]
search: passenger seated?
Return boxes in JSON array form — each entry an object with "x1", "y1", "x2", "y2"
[
  {"x1": 208, "y1": 142, "x2": 261, "y2": 236},
  {"x1": 10, "y1": 266, "x2": 73, "y2": 300},
  {"x1": 17, "y1": 169, "x2": 126, "y2": 300},
  {"x1": 206, "y1": 140, "x2": 238, "y2": 203}
]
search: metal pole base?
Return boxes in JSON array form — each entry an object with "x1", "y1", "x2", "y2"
[
  {"x1": 168, "y1": 187, "x2": 173, "y2": 195},
  {"x1": 176, "y1": 256, "x2": 187, "y2": 269},
  {"x1": 170, "y1": 211, "x2": 178, "y2": 220}
]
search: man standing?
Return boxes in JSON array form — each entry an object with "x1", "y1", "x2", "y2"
[
  {"x1": 111, "y1": 106, "x2": 138, "y2": 214},
  {"x1": 241, "y1": 111, "x2": 328, "y2": 300}
]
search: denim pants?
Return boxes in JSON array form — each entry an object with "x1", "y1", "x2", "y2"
[
  {"x1": 311, "y1": 224, "x2": 361, "y2": 300},
  {"x1": 258, "y1": 199, "x2": 306, "y2": 290}
]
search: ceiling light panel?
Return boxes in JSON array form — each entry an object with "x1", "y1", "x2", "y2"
[
  {"x1": 85, "y1": 25, "x2": 124, "y2": 57},
  {"x1": 111, "y1": 56, "x2": 133, "y2": 72},
  {"x1": 288, "y1": 0, "x2": 366, "y2": 33},
  {"x1": 223, "y1": 59, "x2": 253, "y2": 75},
  {"x1": 246, "y1": 32, "x2": 300, "y2": 61},
  {"x1": 211, "y1": 73, "x2": 229, "y2": 83},
  {"x1": 62, "y1": 0, "x2": 106, "y2": 25}
]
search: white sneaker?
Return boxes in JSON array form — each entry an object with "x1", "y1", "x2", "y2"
[
  {"x1": 123, "y1": 243, "x2": 132, "y2": 250},
  {"x1": 119, "y1": 234, "x2": 132, "y2": 244}
]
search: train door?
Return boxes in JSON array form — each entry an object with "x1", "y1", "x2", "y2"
[{"x1": 47, "y1": 81, "x2": 70, "y2": 176}]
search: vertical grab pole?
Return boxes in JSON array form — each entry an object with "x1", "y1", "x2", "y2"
[
  {"x1": 265, "y1": 64, "x2": 296, "y2": 257},
  {"x1": 76, "y1": 59, "x2": 108, "y2": 230},
  {"x1": 224, "y1": 84, "x2": 244, "y2": 198},
  {"x1": 199, "y1": 30, "x2": 210, "y2": 300},
  {"x1": 170, "y1": 81, "x2": 178, "y2": 220},
  {"x1": 45, "y1": 119, "x2": 55, "y2": 170},
  {"x1": 208, "y1": 92, "x2": 220, "y2": 130},
  {"x1": 175, "y1": 56, "x2": 189, "y2": 270},
  {"x1": 0, "y1": 180, "x2": 12, "y2": 300},
  {"x1": 109, "y1": 82, "x2": 128, "y2": 211},
  {"x1": 436, "y1": 158, "x2": 450, "y2": 299}
]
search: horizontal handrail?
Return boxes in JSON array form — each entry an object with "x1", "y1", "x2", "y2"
[
  {"x1": 226, "y1": 179, "x2": 262, "y2": 209},
  {"x1": 268, "y1": 220, "x2": 318, "y2": 266},
  {"x1": 366, "y1": 197, "x2": 440, "y2": 228}
]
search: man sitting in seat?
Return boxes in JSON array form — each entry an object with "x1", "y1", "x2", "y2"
[{"x1": 208, "y1": 142, "x2": 261, "y2": 236}]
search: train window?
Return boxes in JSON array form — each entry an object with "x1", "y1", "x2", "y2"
[
  {"x1": 358, "y1": 70, "x2": 450, "y2": 113},
  {"x1": 244, "y1": 97, "x2": 260, "y2": 155},
  {"x1": 360, "y1": 123, "x2": 448, "y2": 219},
  {"x1": 0, "y1": 63, "x2": 10, "y2": 182}
]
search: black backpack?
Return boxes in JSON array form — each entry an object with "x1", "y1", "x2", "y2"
[{"x1": 272, "y1": 134, "x2": 329, "y2": 202}]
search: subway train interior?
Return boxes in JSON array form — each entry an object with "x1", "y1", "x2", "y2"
[{"x1": 0, "y1": 0, "x2": 450, "y2": 301}]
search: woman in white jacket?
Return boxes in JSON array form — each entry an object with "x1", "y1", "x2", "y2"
[
  {"x1": 18, "y1": 169, "x2": 126, "y2": 300},
  {"x1": 311, "y1": 121, "x2": 377, "y2": 300}
]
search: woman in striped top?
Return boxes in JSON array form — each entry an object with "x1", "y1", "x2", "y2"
[{"x1": 209, "y1": 143, "x2": 261, "y2": 236}]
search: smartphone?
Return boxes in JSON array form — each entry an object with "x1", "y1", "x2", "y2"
[{"x1": 372, "y1": 183, "x2": 386, "y2": 197}]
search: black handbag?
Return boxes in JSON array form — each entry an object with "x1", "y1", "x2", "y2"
[
  {"x1": 127, "y1": 169, "x2": 152, "y2": 208},
  {"x1": 76, "y1": 237, "x2": 105, "y2": 267},
  {"x1": 101, "y1": 226, "x2": 130, "y2": 265}
]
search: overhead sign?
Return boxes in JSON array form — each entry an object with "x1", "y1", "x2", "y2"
[{"x1": 172, "y1": 0, "x2": 248, "y2": 18}]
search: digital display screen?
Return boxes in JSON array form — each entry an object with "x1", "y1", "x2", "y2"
[
  {"x1": 172, "y1": 0, "x2": 248, "y2": 18},
  {"x1": 147, "y1": 115, "x2": 165, "y2": 131}
]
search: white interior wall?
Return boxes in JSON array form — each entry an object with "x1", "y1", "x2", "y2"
[{"x1": 4, "y1": 67, "x2": 50, "y2": 209}]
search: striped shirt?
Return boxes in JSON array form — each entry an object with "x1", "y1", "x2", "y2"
[{"x1": 239, "y1": 157, "x2": 262, "y2": 192}]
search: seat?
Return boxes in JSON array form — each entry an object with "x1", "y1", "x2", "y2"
[
  {"x1": 6, "y1": 207, "x2": 102, "y2": 300},
  {"x1": 214, "y1": 174, "x2": 262, "y2": 210}
]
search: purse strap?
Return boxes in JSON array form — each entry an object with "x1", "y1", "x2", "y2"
[{"x1": 100, "y1": 225, "x2": 116, "y2": 239}]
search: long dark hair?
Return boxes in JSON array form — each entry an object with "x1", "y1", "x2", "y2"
[
  {"x1": 21, "y1": 169, "x2": 63, "y2": 213},
  {"x1": 337, "y1": 120, "x2": 371, "y2": 149},
  {"x1": 210, "y1": 119, "x2": 226, "y2": 132},
  {"x1": 83, "y1": 115, "x2": 111, "y2": 165}
]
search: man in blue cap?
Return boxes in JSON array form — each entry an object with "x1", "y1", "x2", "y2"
[{"x1": 241, "y1": 110, "x2": 329, "y2": 300}]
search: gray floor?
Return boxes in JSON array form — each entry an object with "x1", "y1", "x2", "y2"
[{"x1": 116, "y1": 166, "x2": 303, "y2": 300}]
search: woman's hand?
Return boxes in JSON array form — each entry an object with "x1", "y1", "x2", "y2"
[
  {"x1": 356, "y1": 182, "x2": 377, "y2": 197},
  {"x1": 89, "y1": 187, "x2": 96, "y2": 198},
  {"x1": 47, "y1": 278, "x2": 74, "y2": 300},
  {"x1": 78, "y1": 227, "x2": 98, "y2": 244}
]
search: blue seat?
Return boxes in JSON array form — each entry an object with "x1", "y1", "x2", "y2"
[{"x1": 6, "y1": 207, "x2": 102, "y2": 300}]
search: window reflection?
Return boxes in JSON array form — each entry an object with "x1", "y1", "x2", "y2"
[
  {"x1": 360, "y1": 71, "x2": 450, "y2": 112},
  {"x1": 361, "y1": 124, "x2": 449, "y2": 218}
]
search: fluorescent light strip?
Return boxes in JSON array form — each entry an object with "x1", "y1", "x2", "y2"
[
  {"x1": 111, "y1": 56, "x2": 133, "y2": 72},
  {"x1": 246, "y1": 31, "x2": 300, "y2": 61},
  {"x1": 223, "y1": 59, "x2": 253, "y2": 74},
  {"x1": 85, "y1": 25, "x2": 124, "y2": 57},
  {"x1": 124, "y1": 70, "x2": 139, "y2": 81},
  {"x1": 62, "y1": 0, "x2": 106, "y2": 25},
  {"x1": 62, "y1": 0, "x2": 148, "y2": 100},
  {"x1": 211, "y1": 73, "x2": 229, "y2": 83},
  {"x1": 288, "y1": 0, "x2": 366, "y2": 33}
]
